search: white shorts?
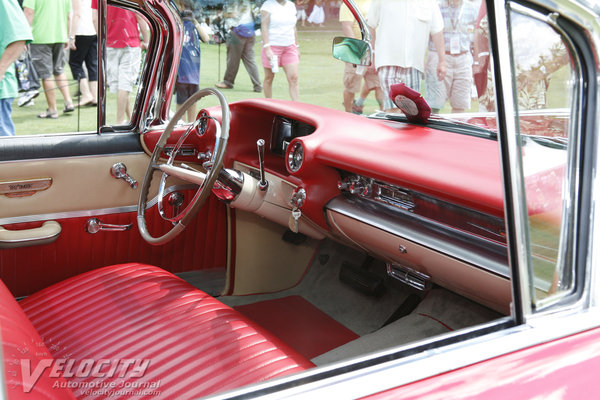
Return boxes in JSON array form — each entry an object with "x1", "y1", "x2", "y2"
[
  {"x1": 425, "y1": 51, "x2": 473, "y2": 111},
  {"x1": 106, "y1": 46, "x2": 142, "y2": 93},
  {"x1": 377, "y1": 66, "x2": 422, "y2": 110}
]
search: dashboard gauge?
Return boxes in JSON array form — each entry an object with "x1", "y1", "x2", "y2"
[{"x1": 287, "y1": 141, "x2": 304, "y2": 173}]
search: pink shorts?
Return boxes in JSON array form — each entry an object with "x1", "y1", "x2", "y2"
[{"x1": 261, "y1": 44, "x2": 300, "y2": 68}]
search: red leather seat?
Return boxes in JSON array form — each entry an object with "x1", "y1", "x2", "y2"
[{"x1": 5, "y1": 263, "x2": 312, "y2": 399}]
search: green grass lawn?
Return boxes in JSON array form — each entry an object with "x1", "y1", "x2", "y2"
[
  {"x1": 10, "y1": 23, "x2": 572, "y2": 136},
  {"x1": 12, "y1": 25, "x2": 361, "y2": 136}
]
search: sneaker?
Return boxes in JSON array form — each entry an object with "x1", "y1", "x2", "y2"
[
  {"x1": 351, "y1": 100, "x2": 363, "y2": 115},
  {"x1": 18, "y1": 89, "x2": 39, "y2": 107},
  {"x1": 25, "y1": 100, "x2": 35, "y2": 107}
]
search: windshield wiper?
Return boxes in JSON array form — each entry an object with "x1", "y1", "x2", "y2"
[
  {"x1": 370, "y1": 111, "x2": 497, "y2": 140},
  {"x1": 525, "y1": 134, "x2": 568, "y2": 149}
]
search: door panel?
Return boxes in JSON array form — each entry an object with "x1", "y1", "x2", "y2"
[{"x1": 0, "y1": 150, "x2": 228, "y2": 297}]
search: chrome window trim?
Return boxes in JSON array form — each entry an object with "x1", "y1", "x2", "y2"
[
  {"x1": 488, "y1": 0, "x2": 532, "y2": 321},
  {"x1": 509, "y1": 2, "x2": 584, "y2": 312},
  {"x1": 0, "y1": 152, "x2": 145, "y2": 165},
  {"x1": 0, "y1": 184, "x2": 196, "y2": 225}
]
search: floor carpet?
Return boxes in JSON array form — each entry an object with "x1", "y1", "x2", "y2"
[{"x1": 234, "y1": 295, "x2": 360, "y2": 359}]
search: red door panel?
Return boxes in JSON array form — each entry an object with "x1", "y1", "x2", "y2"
[{"x1": 0, "y1": 192, "x2": 227, "y2": 297}]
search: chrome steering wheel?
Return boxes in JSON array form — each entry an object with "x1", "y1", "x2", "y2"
[{"x1": 137, "y1": 88, "x2": 230, "y2": 245}]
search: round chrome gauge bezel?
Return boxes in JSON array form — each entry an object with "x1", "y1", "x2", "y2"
[{"x1": 287, "y1": 141, "x2": 304, "y2": 173}]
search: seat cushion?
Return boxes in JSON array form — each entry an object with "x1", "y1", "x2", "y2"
[
  {"x1": 0, "y1": 280, "x2": 75, "y2": 399},
  {"x1": 20, "y1": 263, "x2": 312, "y2": 399}
]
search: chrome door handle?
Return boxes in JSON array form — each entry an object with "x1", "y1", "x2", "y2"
[{"x1": 85, "y1": 218, "x2": 132, "y2": 234}]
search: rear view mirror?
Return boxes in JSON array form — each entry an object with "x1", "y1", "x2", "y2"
[{"x1": 332, "y1": 37, "x2": 372, "y2": 66}]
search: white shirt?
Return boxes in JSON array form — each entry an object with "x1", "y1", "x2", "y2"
[
  {"x1": 261, "y1": 0, "x2": 297, "y2": 46},
  {"x1": 368, "y1": 0, "x2": 443, "y2": 72},
  {"x1": 74, "y1": 0, "x2": 96, "y2": 36}
]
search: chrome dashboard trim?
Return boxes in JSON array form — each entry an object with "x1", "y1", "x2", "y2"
[
  {"x1": 0, "y1": 184, "x2": 197, "y2": 225},
  {"x1": 326, "y1": 195, "x2": 509, "y2": 278}
]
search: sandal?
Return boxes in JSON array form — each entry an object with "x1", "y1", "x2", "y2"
[
  {"x1": 63, "y1": 103, "x2": 75, "y2": 113},
  {"x1": 37, "y1": 109, "x2": 59, "y2": 119},
  {"x1": 215, "y1": 82, "x2": 233, "y2": 89}
]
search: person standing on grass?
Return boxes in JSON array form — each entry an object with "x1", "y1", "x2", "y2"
[
  {"x1": 260, "y1": 0, "x2": 300, "y2": 101},
  {"x1": 68, "y1": 0, "x2": 98, "y2": 107},
  {"x1": 425, "y1": 0, "x2": 477, "y2": 114},
  {"x1": 296, "y1": 0, "x2": 309, "y2": 27},
  {"x1": 23, "y1": 0, "x2": 75, "y2": 119},
  {"x1": 176, "y1": 0, "x2": 210, "y2": 122},
  {"x1": 367, "y1": 0, "x2": 446, "y2": 112},
  {"x1": 307, "y1": 0, "x2": 325, "y2": 27},
  {"x1": 215, "y1": 0, "x2": 263, "y2": 93},
  {"x1": 92, "y1": 0, "x2": 149, "y2": 124},
  {"x1": 339, "y1": 0, "x2": 383, "y2": 114},
  {"x1": 0, "y1": 0, "x2": 33, "y2": 135}
]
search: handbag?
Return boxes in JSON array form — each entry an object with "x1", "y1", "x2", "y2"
[{"x1": 15, "y1": 50, "x2": 40, "y2": 92}]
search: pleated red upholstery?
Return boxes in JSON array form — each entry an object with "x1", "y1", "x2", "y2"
[
  {"x1": 0, "y1": 280, "x2": 75, "y2": 399},
  {"x1": 19, "y1": 264, "x2": 312, "y2": 399}
]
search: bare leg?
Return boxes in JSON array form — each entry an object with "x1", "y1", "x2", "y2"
[
  {"x1": 263, "y1": 68, "x2": 274, "y2": 98},
  {"x1": 186, "y1": 104, "x2": 197, "y2": 123},
  {"x1": 76, "y1": 78, "x2": 94, "y2": 105},
  {"x1": 282, "y1": 63, "x2": 299, "y2": 101},
  {"x1": 117, "y1": 89, "x2": 130, "y2": 124},
  {"x1": 41, "y1": 77, "x2": 58, "y2": 113},
  {"x1": 374, "y1": 87, "x2": 385, "y2": 109},
  {"x1": 89, "y1": 80, "x2": 98, "y2": 104},
  {"x1": 54, "y1": 72, "x2": 73, "y2": 106},
  {"x1": 343, "y1": 90, "x2": 354, "y2": 112}
]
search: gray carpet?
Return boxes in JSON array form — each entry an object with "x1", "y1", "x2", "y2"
[
  {"x1": 312, "y1": 287, "x2": 501, "y2": 365},
  {"x1": 184, "y1": 239, "x2": 502, "y2": 365},
  {"x1": 219, "y1": 239, "x2": 415, "y2": 335},
  {"x1": 176, "y1": 267, "x2": 226, "y2": 296}
]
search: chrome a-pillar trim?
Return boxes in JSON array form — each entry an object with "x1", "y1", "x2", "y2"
[{"x1": 487, "y1": 0, "x2": 533, "y2": 322}]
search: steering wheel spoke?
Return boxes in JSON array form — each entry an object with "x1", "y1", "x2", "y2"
[
  {"x1": 157, "y1": 163, "x2": 207, "y2": 186},
  {"x1": 137, "y1": 88, "x2": 230, "y2": 245}
]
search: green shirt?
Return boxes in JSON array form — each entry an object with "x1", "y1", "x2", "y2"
[
  {"x1": 0, "y1": 0, "x2": 33, "y2": 99},
  {"x1": 22, "y1": 0, "x2": 71, "y2": 44}
]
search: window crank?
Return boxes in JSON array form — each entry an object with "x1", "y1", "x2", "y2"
[
  {"x1": 110, "y1": 162, "x2": 138, "y2": 189},
  {"x1": 85, "y1": 218, "x2": 132, "y2": 234}
]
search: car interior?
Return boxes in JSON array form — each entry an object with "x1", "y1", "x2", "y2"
[{"x1": 0, "y1": 0, "x2": 583, "y2": 398}]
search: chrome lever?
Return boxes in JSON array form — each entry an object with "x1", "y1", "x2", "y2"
[
  {"x1": 256, "y1": 139, "x2": 268, "y2": 191},
  {"x1": 168, "y1": 192, "x2": 185, "y2": 216},
  {"x1": 85, "y1": 218, "x2": 132, "y2": 234},
  {"x1": 111, "y1": 162, "x2": 138, "y2": 189}
]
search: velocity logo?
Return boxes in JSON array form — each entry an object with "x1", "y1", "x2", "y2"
[{"x1": 20, "y1": 358, "x2": 151, "y2": 393}]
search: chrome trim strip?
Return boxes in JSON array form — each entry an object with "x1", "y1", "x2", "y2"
[
  {"x1": 326, "y1": 196, "x2": 510, "y2": 278},
  {"x1": 0, "y1": 151, "x2": 145, "y2": 165},
  {"x1": 0, "y1": 184, "x2": 197, "y2": 225},
  {"x1": 488, "y1": 0, "x2": 532, "y2": 321}
]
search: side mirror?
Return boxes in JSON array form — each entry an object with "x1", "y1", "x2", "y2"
[{"x1": 332, "y1": 37, "x2": 372, "y2": 66}]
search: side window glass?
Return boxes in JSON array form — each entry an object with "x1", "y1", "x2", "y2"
[
  {"x1": 7, "y1": 0, "x2": 99, "y2": 135},
  {"x1": 508, "y1": 6, "x2": 577, "y2": 307},
  {"x1": 102, "y1": 7, "x2": 150, "y2": 126}
]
